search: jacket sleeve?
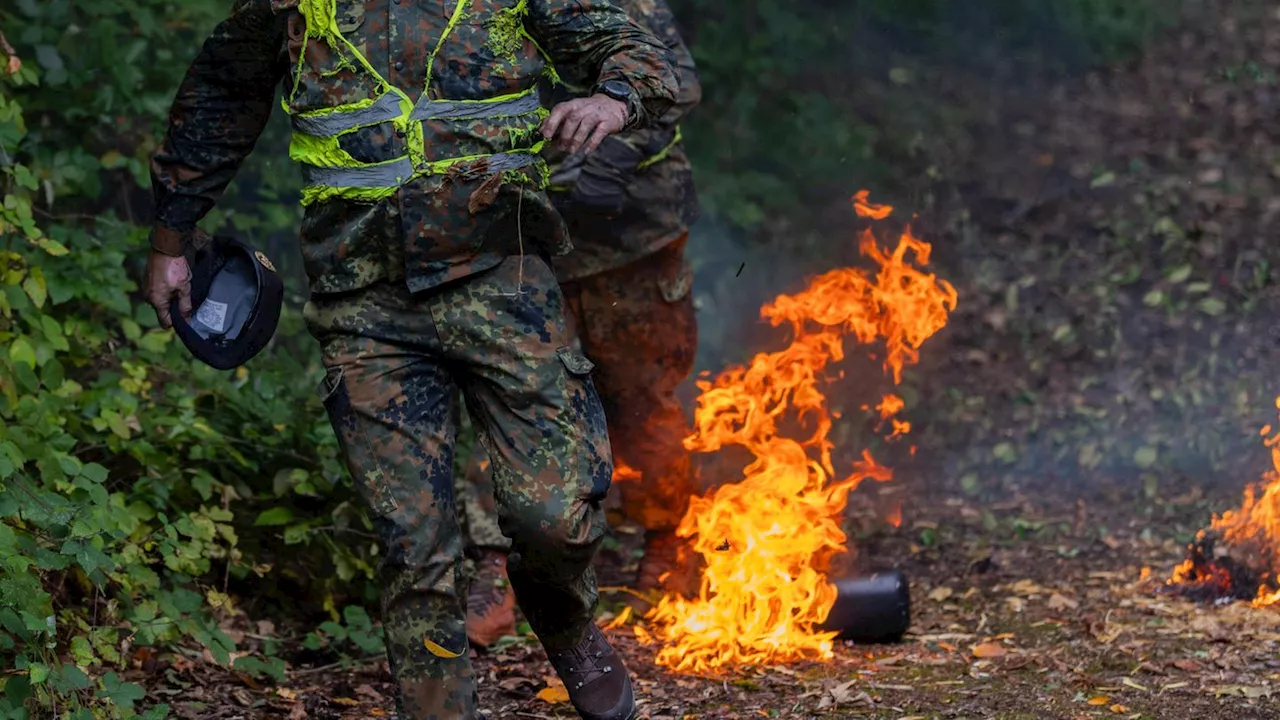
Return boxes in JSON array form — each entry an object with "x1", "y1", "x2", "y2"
[
  {"x1": 526, "y1": 0, "x2": 678, "y2": 129},
  {"x1": 149, "y1": 0, "x2": 287, "y2": 255},
  {"x1": 589, "y1": 0, "x2": 699, "y2": 169}
]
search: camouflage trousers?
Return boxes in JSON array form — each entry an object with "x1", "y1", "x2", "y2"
[
  {"x1": 460, "y1": 234, "x2": 698, "y2": 554},
  {"x1": 304, "y1": 254, "x2": 613, "y2": 718}
]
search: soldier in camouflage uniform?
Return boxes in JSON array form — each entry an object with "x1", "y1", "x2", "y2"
[
  {"x1": 143, "y1": 2, "x2": 677, "y2": 719},
  {"x1": 460, "y1": 0, "x2": 702, "y2": 649}
]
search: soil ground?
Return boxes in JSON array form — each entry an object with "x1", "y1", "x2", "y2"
[{"x1": 138, "y1": 1, "x2": 1280, "y2": 718}]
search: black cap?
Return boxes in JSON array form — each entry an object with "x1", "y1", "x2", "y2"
[{"x1": 171, "y1": 235, "x2": 284, "y2": 370}]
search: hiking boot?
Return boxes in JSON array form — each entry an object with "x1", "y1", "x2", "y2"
[
  {"x1": 546, "y1": 625, "x2": 637, "y2": 720},
  {"x1": 628, "y1": 530, "x2": 700, "y2": 613},
  {"x1": 465, "y1": 550, "x2": 517, "y2": 650}
]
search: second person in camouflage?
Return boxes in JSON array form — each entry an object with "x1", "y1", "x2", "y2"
[
  {"x1": 461, "y1": 0, "x2": 703, "y2": 649},
  {"x1": 143, "y1": 2, "x2": 678, "y2": 719}
]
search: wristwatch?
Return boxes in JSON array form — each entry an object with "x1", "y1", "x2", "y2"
[{"x1": 594, "y1": 80, "x2": 639, "y2": 129}]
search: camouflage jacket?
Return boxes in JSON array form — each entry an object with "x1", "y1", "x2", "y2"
[
  {"x1": 150, "y1": 0, "x2": 677, "y2": 295},
  {"x1": 545, "y1": 0, "x2": 700, "y2": 283}
]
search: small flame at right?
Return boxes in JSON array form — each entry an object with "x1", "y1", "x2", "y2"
[{"x1": 1165, "y1": 396, "x2": 1280, "y2": 608}]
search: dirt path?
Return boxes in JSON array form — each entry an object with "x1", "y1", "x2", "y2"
[{"x1": 155, "y1": 491, "x2": 1280, "y2": 719}]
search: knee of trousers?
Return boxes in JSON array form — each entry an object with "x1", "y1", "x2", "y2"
[{"x1": 501, "y1": 499, "x2": 606, "y2": 564}]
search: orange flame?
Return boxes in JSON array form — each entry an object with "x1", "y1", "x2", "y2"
[
  {"x1": 886, "y1": 501, "x2": 903, "y2": 529},
  {"x1": 1168, "y1": 396, "x2": 1280, "y2": 607},
  {"x1": 612, "y1": 461, "x2": 643, "y2": 484},
  {"x1": 637, "y1": 192, "x2": 957, "y2": 673}
]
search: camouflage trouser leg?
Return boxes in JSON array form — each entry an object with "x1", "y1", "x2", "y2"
[
  {"x1": 305, "y1": 254, "x2": 613, "y2": 719},
  {"x1": 460, "y1": 234, "x2": 697, "y2": 548},
  {"x1": 569, "y1": 234, "x2": 697, "y2": 532}
]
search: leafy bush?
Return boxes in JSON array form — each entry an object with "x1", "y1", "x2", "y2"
[{"x1": 0, "y1": 2, "x2": 378, "y2": 716}]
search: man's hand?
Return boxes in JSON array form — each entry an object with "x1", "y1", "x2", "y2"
[
  {"x1": 145, "y1": 249, "x2": 193, "y2": 329},
  {"x1": 541, "y1": 95, "x2": 629, "y2": 155}
]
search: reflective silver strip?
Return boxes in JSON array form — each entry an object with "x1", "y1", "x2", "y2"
[
  {"x1": 301, "y1": 150, "x2": 541, "y2": 188},
  {"x1": 478, "y1": 150, "x2": 541, "y2": 174},
  {"x1": 409, "y1": 91, "x2": 542, "y2": 121},
  {"x1": 300, "y1": 157, "x2": 414, "y2": 188},
  {"x1": 291, "y1": 93, "x2": 404, "y2": 136}
]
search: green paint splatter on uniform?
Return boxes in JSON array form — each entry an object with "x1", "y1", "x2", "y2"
[
  {"x1": 506, "y1": 108, "x2": 550, "y2": 149},
  {"x1": 486, "y1": 0, "x2": 529, "y2": 66}
]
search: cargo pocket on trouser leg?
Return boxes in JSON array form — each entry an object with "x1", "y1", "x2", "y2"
[
  {"x1": 319, "y1": 365, "x2": 400, "y2": 517},
  {"x1": 555, "y1": 346, "x2": 613, "y2": 501}
]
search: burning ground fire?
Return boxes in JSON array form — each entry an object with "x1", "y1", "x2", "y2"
[
  {"x1": 1164, "y1": 396, "x2": 1280, "y2": 607},
  {"x1": 633, "y1": 191, "x2": 958, "y2": 673}
]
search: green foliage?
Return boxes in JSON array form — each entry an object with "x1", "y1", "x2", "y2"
[
  {"x1": 0, "y1": 2, "x2": 365, "y2": 717},
  {"x1": 300, "y1": 604, "x2": 386, "y2": 665}
]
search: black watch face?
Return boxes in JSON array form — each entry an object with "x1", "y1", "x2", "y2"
[{"x1": 602, "y1": 81, "x2": 632, "y2": 99}]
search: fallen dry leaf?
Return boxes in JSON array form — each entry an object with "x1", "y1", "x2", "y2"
[
  {"x1": 330, "y1": 698, "x2": 360, "y2": 707},
  {"x1": 498, "y1": 676, "x2": 536, "y2": 692},
  {"x1": 971, "y1": 642, "x2": 1007, "y2": 659},
  {"x1": 1047, "y1": 593, "x2": 1079, "y2": 611},
  {"x1": 1007, "y1": 579, "x2": 1047, "y2": 596},
  {"x1": 1121, "y1": 678, "x2": 1149, "y2": 692},
  {"x1": 231, "y1": 688, "x2": 253, "y2": 707},
  {"x1": 829, "y1": 679, "x2": 861, "y2": 704},
  {"x1": 928, "y1": 586, "x2": 954, "y2": 602},
  {"x1": 1110, "y1": 704, "x2": 1128, "y2": 713},
  {"x1": 1088, "y1": 696, "x2": 1110, "y2": 706},
  {"x1": 536, "y1": 679, "x2": 570, "y2": 704}
]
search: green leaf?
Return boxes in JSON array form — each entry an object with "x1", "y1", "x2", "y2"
[
  {"x1": 342, "y1": 604, "x2": 372, "y2": 630},
  {"x1": 142, "y1": 704, "x2": 172, "y2": 720},
  {"x1": 253, "y1": 507, "x2": 294, "y2": 527},
  {"x1": 122, "y1": 318, "x2": 142, "y2": 342},
  {"x1": 33, "y1": 235, "x2": 69, "y2": 256},
  {"x1": 70, "y1": 635, "x2": 96, "y2": 667},
  {"x1": 21, "y1": 270, "x2": 46, "y2": 308},
  {"x1": 27, "y1": 663, "x2": 49, "y2": 684},
  {"x1": 1134, "y1": 446, "x2": 1158, "y2": 469},
  {"x1": 136, "y1": 331, "x2": 173, "y2": 354},
  {"x1": 102, "y1": 410, "x2": 131, "y2": 440},
  {"x1": 98, "y1": 672, "x2": 146, "y2": 709},
  {"x1": 12, "y1": 164, "x2": 38, "y2": 191},
  {"x1": 79, "y1": 463, "x2": 109, "y2": 485},
  {"x1": 4, "y1": 674, "x2": 31, "y2": 705},
  {"x1": 1090, "y1": 171, "x2": 1116, "y2": 188},
  {"x1": 8, "y1": 336, "x2": 36, "y2": 369},
  {"x1": 1165, "y1": 264, "x2": 1192, "y2": 283},
  {"x1": 283, "y1": 524, "x2": 309, "y2": 545},
  {"x1": 53, "y1": 664, "x2": 90, "y2": 693},
  {"x1": 1197, "y1": 297, "x2": 1227, "y2": 316}
]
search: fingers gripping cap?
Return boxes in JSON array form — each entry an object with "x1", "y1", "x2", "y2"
[{"x1": 171, "y1": 236, "x2": 285, "y2": 370}]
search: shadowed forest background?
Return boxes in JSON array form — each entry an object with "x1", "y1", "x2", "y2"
[{"x1": 7, "y1": 0, "x2": 1280, "y2": 717}]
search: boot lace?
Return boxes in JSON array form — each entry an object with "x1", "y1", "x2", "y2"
[{"x1": 551, "y1": 628, "x2": 615, "y2": 691}]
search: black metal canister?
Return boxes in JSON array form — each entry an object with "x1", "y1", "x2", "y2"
[{"x1": 818, "y1": 569, "x2": 911, "y2": 643}]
